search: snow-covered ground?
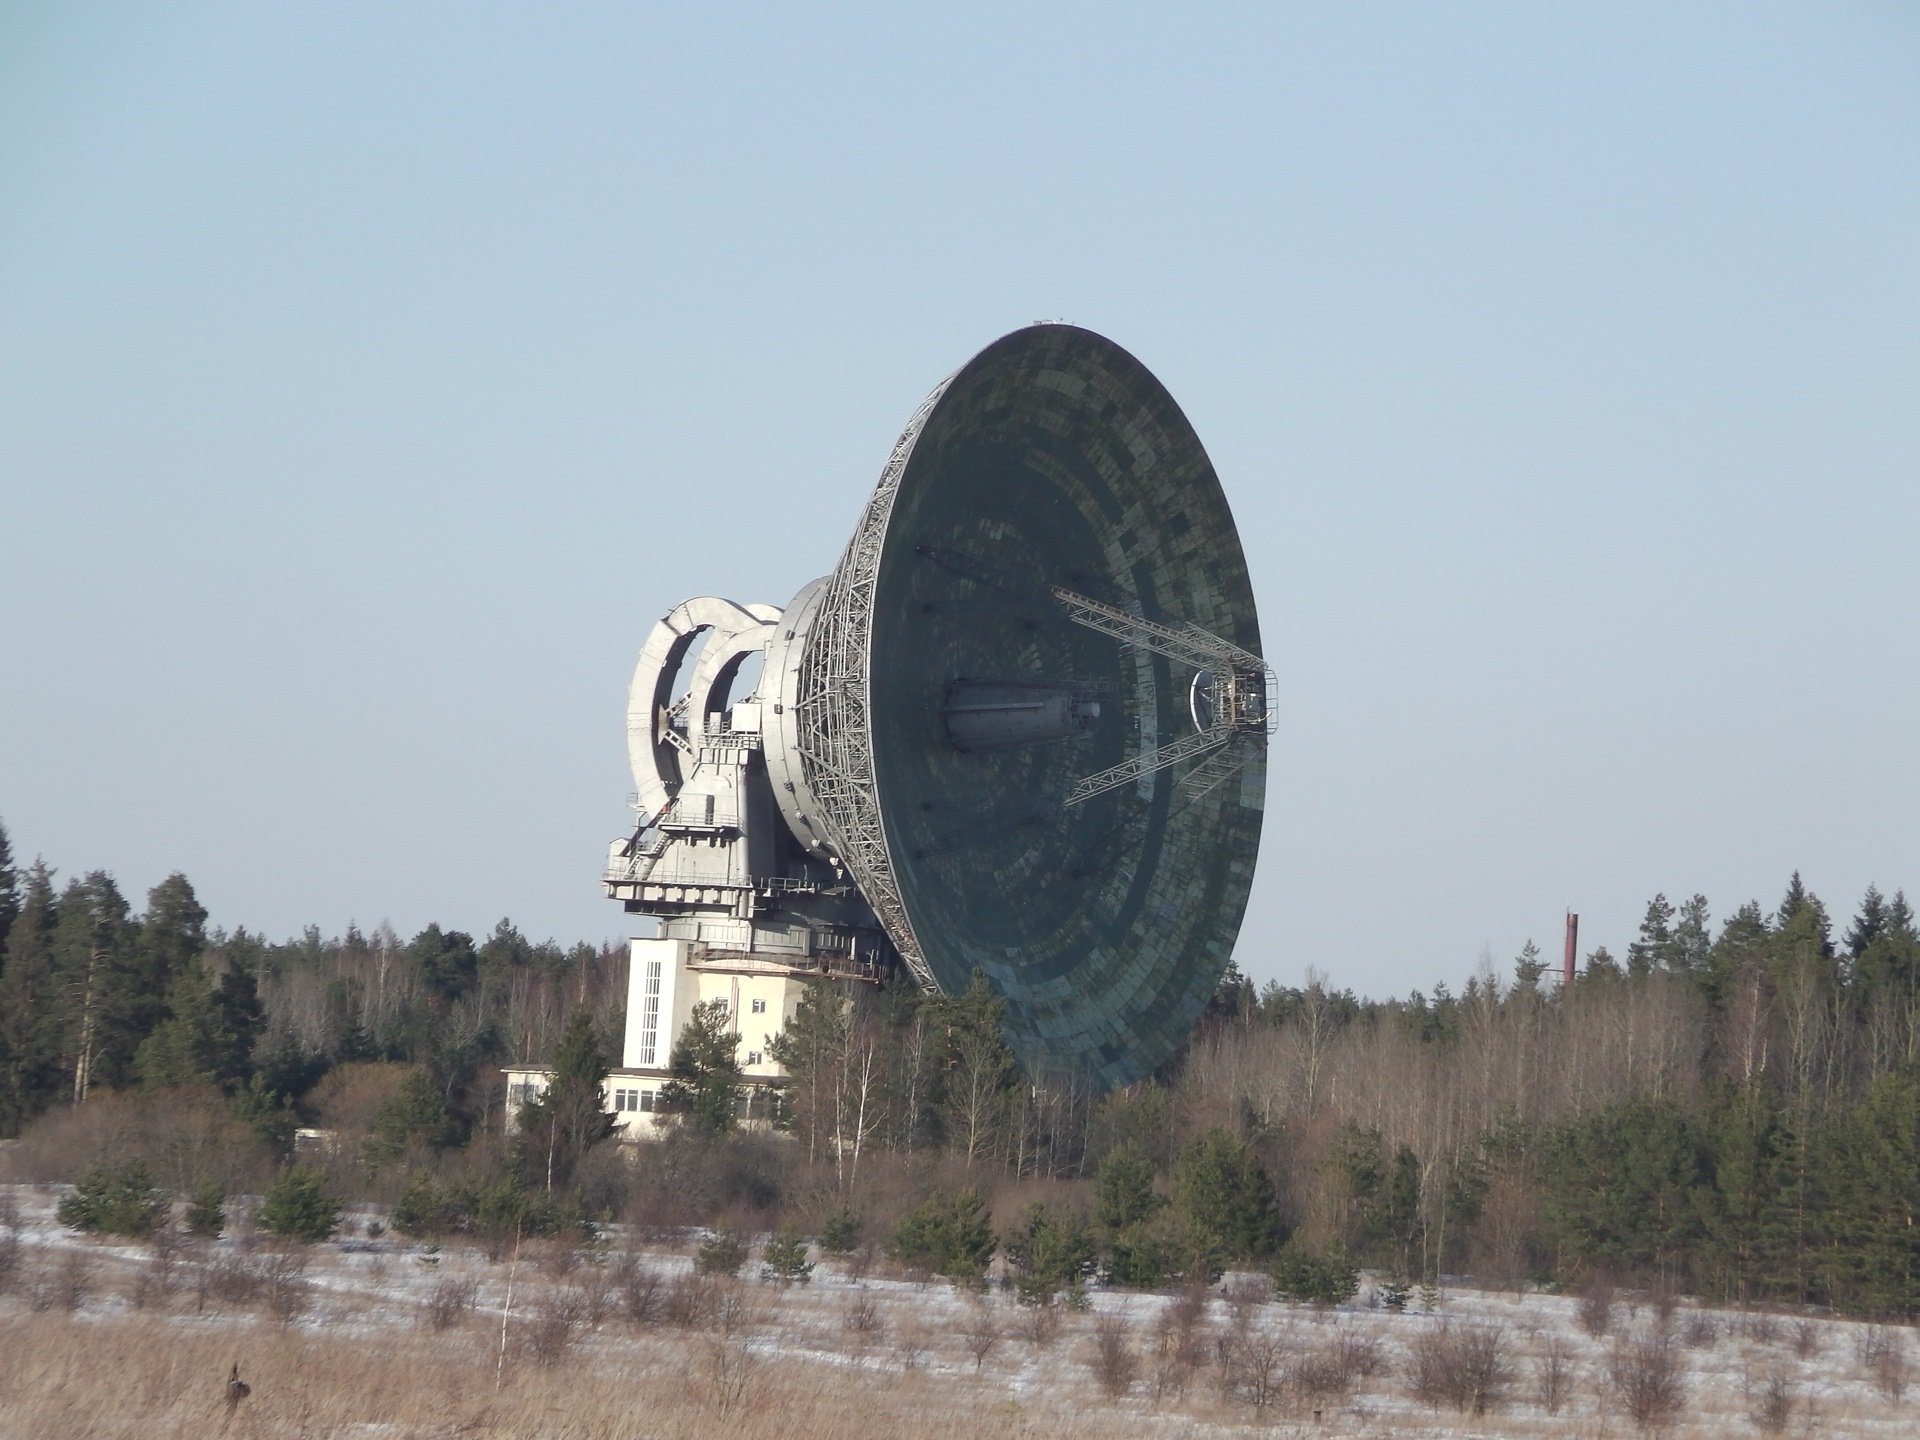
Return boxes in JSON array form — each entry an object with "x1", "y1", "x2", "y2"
[{"x1": 2, "y1": 1182, "x2": 1913, "y2": 1438}]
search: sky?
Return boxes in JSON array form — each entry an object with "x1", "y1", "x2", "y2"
[{"x1": 3, "y1": 4, "x2": 1916, "y2": 1002}]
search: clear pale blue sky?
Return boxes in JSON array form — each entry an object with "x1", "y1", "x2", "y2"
[{"x1": 3, "y1": 4, "x2": 1916, "y2": 1000}]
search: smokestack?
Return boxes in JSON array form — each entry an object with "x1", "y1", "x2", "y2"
[{"x1": 1563, "y1": 912, "x2": 1579, "y2": 986}]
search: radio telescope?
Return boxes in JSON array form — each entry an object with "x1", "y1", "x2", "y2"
[{"x1": 605, "y1": 324, "x2": 1271, "y2": 1091}]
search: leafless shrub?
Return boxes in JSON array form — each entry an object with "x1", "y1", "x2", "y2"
[
  {"x1": 842, "y1": 1287, "x2": 885, "y2": 1340},
  {"x1": 533, "y1": 1237, "x2": 582, "y2": 1279},
  {"x1": 1283, "y1": 1321, "x2": 1380, "y2": 1408},
  {"x1": 610, "y1": 1252, "x2": 663, "y2": 1327},
  {"x1": 423, "y1": 1275, "x2": 478, "y2": 1331},
  {"x1": 146, "y1": 1222, "x2": 184, "y2": 1289},
  {"x1": 1746, "y1": 1365, "x2": 1795, "y2": 1434},
  {"x1": 1290, "y1": 1346, "x2": 1351, "y2": 1405},
  {"x1": 1790, "y1": 1317, "x2": 1821, "y2": 1360},
  {"x1": 1682, "y1": 1310, "x2": 1719, "y2": 1349},
  {"x1": 661, "y1": 1272, "x2": 715, "y2": 1329},
  {"x1": 1088, "y1": 1313, "x2": 1138, "y2": 1399},
  {"x1": 1737, "y1": 1309, "x2": 1779, "y2": 1345},
  {"x1": 711, "y1": 1279, "x2": 756, "y2": 1337},
  {"x1": 0, "y1": 1221, "x2": 21, "y2": 1296},
  {"x1": 1148, "y1": 1325, "x2": 1199, "y2": 1402},
  {"x1": 1223, "y1": 1273, "x2": 1271, "y2": 1329},
  {"x1": 202, "y1": 1252, "x2": 263, "y2": 1306},
  {"x1": 1859, "y1": 1325, "x2": 1909, "y2": 1402},
  {"x1": 259, "y1": 1247, "x2": 312, "y2": 1327},
  {"x1": 574, "y1": 1267, "x2": 615, "y2": 1329},
  {"x1": 42, "y1": 1249, "x2": 94, "y2": 1313},
  {"x1": 1407, "y1": 1320, "x2": 1511, "y2": 1416},
  {"x1": 1228, "y1": 1329, "x2": 1288, "y2": 1412},
  {"x1": 701, "y1": 1335, "x2": 754, "y2": 1417},
  {"x1": 520, "y1": 1285, "x2": 582, "y2": 1366},
  {"x1": 1608, "y1": 1333, "x2": 1687, "y2": 1434},
  {"x1": 1016, "y1": 1298, "x2": 1063, "y2": 1348},
  {"x1": 1579, "y1": 1272, "x2": 1616, "y2": 1338},
  {"x1": 1650, "y1": 1277, "x2": 1680, "y2": 1335},
  {"x1": 1536, "y1": 1335, "x2": 1571, "y2": 1415},
  {"x1": 961, "y1": 1302, "x2": 999, "y2": 1372},
  {"x1": 1148, "y1": 1284, "x2": 1207, "y2": 1395},
  {"x1": 894, "y1": 1321, "x2": 928, "y2": 1370}
]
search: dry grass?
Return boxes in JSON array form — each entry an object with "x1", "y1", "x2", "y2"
[
  {"x1": 0, "y1": 1311, "x2": 1189, "y2": 1440},
  {"x1": 9, "y1": 1183, "x2": 1920, "y2": 1440}
]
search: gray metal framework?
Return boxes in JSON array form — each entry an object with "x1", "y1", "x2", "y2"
[
  {"x1": 786, "y1": 378, "x2": 953, "y2": 993},
  {"x1": 1054, "y1": 586, "x2": 1276, "y2": 806}
]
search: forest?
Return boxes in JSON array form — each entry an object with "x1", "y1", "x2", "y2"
[{"x1": 3, "y1": 813, "x2": 1919, "y2": 1319}]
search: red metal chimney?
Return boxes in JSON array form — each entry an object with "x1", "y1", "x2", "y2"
[{"x1": 1563, "y1": 911, "x2": 1579, "y2": 986}]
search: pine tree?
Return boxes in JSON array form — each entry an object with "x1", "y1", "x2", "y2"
[
  {"x1": 1694, "y1": 1082, "x2": 1779, "y2": 1303},
  {"x1": 1092, "y1": 1143, "x2": 1162, "y2": 1232},
  {"x1": 1823, "y1": 1073, "x2": 1920, "y2": 1316},
  {"x1": 1172, "y1": 1126, "x2": 1283, "y2": 1264},
  {"x1": 51, "y1": 871, "x2": 137, "y2": 1099},
  {"x1": 0, "y1": 862, "x2": 59, "y2": 1133},
  {"x1": 0, "y1": 818, "x2": 20, "y2": 975},
  {"x1": 408, "y1": 923, "x2": 478, "y2": 1003},
  {"x1": 1628, "y1": 894, "x2": 1677, "y2": 977},
  {"x1": 659, "y1": 997, "x2": 741, "y2": 1137},
  {"x1": 257, "y1": 1164, "x2": 343, "y2": 1241},
  {"x1": 137, "y1": 873, "x2": 207, "y2": 1039},
  {"x1": 517, "y1": 1009, "x2": 615, "y2": 1187},
  {"x1": 936, "y1": 971, "x2": 1017, "y2": 1166},
  {"x1": 1847, "y1": 885, "x2": 1890, "y2": 961},
  {"x1": 1672, "y1": 895, "x2": 1713, "y2": 980},
  {"x1": 1512, "y1": 940, "x2": 1547, "y2": 992}
]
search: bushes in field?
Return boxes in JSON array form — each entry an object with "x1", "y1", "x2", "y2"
[{"x1": 57, "y1": 1159, "x2": 170, "y2": 1237}]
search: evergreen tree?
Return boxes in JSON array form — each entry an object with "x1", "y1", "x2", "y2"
[
  {"x1": 1847, "y1": 885, "x2": 1890, "y2": 962},
  {"x1": 1512, "y1": 939, "x2": 1546, "y2": 992},
  {"x1": 1208, "y1": 958, "x2": 1255, "y2": 1019},
  {"x1": 1092, "y1": 1143, "x2": 1162, "y2": 1232},
  {"x1": 1172, "y1": 1126, "x2": 1283, "y2": 1264},
  {"x1": 133, "y1": 961, "x2": 229, "y2": 1089},
  {"x1": 1628, "y1": 894, "x2": 1677, "y2": 977},
  {"x1": 935, "y1": 971, "x2": 1017, "y2": 1165},
  {"x1": 257, "y1": 1164, "x2": 343, "y2": 1241},
  {"x1": 1694, "y1": 1082, "x2": 1780, "y2": 1303},
  {"x1": 137, "y1": 873, "x2": 207, "y2": 1038},
  {"x1": 51, "y1": 870, "x2": 138, "y2": 1098},
  {"x1": 889, "y1": 1187, "x2": 995, "y2": 1281},
  {"x1": 659, "y1": 997, "x2": 741, "y2": 1137},
  {"x1": 1823, "y1": 1072, "x2": 1920, "y2": 1316},
  {"x1": 0, "y1": 863, "x2": 60, "y2": 1132},
  {"x1": 1672, "y1": 894, "x2": 1714, "y2": 980},
  {"x1": 408, "y1": 923, "x2": 478, "y2": 1003},
  {"x1": 1542, "y1": 1097, "x2": 1702, "y2": 1283},
  {"x1": 56, "y1": 1159, "x2": 170, "y2": 1236},
  {"x1": 1003, "y1": 1200, "x2": 1096, "y2": 1303},
  {"x1": 365, "y1": 1065, "x2": 458, "y2": 1168},
  {"x1": 0, "y1": 818, "x2": 19, "y2": 973},
  {"x1": 767, "y1": 978, "x2": 850, "y2": 1162},
  {"x1": 516, "y1": 1009, "x2": 615, "y2": 1187}
]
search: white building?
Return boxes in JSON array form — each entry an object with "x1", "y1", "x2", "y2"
[{"x1": 503, "y1": 935, "x2": 860, "y2": 1137}]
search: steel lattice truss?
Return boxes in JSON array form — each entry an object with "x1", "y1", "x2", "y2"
[
  {"x1": 1054, "y1": 586, "x2": 1275, "y2": 805},
  {"x1": 789, "y1": 376, "x2": 954, "y2": 994}
]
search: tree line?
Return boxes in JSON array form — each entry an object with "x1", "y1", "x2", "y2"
[{"x1": 5, "y1": 814, "x2": 1919, "y2": 1315}]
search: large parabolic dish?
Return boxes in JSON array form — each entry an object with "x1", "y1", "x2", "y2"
[{"x1": 757, "y1": 325, "x2": 1270, "y2": 1089}]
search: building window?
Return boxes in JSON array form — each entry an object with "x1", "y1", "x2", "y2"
[
  {"x1": 638, "y1": 958, "x2": 663, "y2": 1066},
  {"x1": 639, "y1": 1090, "x2": 655, "y2": 1112},
  {"x1": 750, "y1": 998, "x2": 767, "y2": 1014},
  {"x1": 613, "y1": 1088, "x2": 641, "y2": 1113},
  {"x1": 509, "y1": 1082, "x2": 539, "y2": 1107},
  {"x1": 746, "y1": 1050, "x2": 763, "y2": 1066}
]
